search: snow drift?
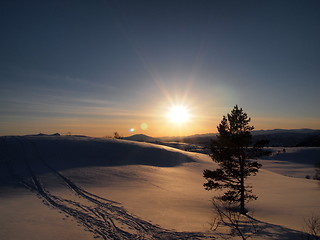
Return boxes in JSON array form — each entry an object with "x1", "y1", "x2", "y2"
[
  {"x1": 1, "y1": 135, "x2": 195, "y2": 179},
  {"x1": 0, "y1": 135, "x2": 319, "y2": 240}
]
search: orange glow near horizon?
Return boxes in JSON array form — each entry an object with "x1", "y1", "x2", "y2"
[{"x1": 1, "y1": 115, "x2": 319, "y2": 138}]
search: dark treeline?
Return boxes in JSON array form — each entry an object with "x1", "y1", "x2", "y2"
[{"x1": 176, "y1": 129, "x2": 320, "y2": 147}]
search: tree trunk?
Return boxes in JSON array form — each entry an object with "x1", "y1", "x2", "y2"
[
  {"x1": 239, "y1": 153, "x2": 246, "y2": 214},
  {"x1": 240, "y1": 174, "x2": 245, "y2": 214}
]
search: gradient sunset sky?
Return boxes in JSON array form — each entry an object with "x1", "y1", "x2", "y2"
[{"x1": 1, "y1": 0, "x2": 319, "y2": 137}]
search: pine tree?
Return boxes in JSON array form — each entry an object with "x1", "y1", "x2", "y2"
[{"x1": 203, "y1": 105, "x2": 269, "y2": 214}]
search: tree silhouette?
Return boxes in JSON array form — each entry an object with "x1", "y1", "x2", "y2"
[
  {"x1": 114, "y1": 131, "x2": 121, "y2": 139},
  {"x1": 203, "y1": 105, "x2": 269, "y2": 214}
]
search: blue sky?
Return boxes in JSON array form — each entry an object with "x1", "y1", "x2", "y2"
[{"x1": 1, "y1": 0, "x2": 320, "y2": 137}]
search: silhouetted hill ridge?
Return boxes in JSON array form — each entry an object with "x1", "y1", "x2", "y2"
[{"x1": 123, "y1": 134, "x2": 160, "y2": 142}]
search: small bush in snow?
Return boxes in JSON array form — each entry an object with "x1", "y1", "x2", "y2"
[{"x1": 302, "y1": 214, "x2": 320, "y2": 240}]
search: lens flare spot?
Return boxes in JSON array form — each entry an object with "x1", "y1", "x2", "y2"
[
  {"x1": 129, "y1": 128, "x2": 135, "y2": 132},
  {"x1": 140, "y1": 123, "x2": 148, "y2": 130}
]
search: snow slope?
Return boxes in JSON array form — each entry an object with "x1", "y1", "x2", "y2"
[
  {"x1": 258, "y1": 147, "x2": 320, "y2": 178},
  {"x1": 0, "y1": 135, "x2": 319, "y2": 239}
]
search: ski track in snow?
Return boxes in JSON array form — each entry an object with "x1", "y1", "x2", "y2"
[{"x1": 0, "y1": 136, "x2": 213, "y2": 240}]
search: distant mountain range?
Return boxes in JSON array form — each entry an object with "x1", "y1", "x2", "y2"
[
  {"x1": 123, "y1": 134, "x2": 160, "y2": 142},
  {"x1": 252, "y1": 129, "x2": 320, "y2": 147},
  {"x1": 124, "y1": 129, "x2": 320, "y2": 147}
]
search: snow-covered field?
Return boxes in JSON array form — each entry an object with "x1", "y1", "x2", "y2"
[{"x1": 0, "y1": 135, "x2": 319, "y2": 239}]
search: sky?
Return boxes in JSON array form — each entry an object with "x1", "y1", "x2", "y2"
[{"x1": 1, "y1": 0, "x2": 320, "y2": 137}]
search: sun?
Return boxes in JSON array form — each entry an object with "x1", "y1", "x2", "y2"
[{"x1": 166, "y1": 104, "x2": 190, "y2": 124}]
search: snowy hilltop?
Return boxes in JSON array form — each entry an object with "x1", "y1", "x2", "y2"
[{"x1": 0, "y1": 135, "x2": 319, "y2": 240}]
